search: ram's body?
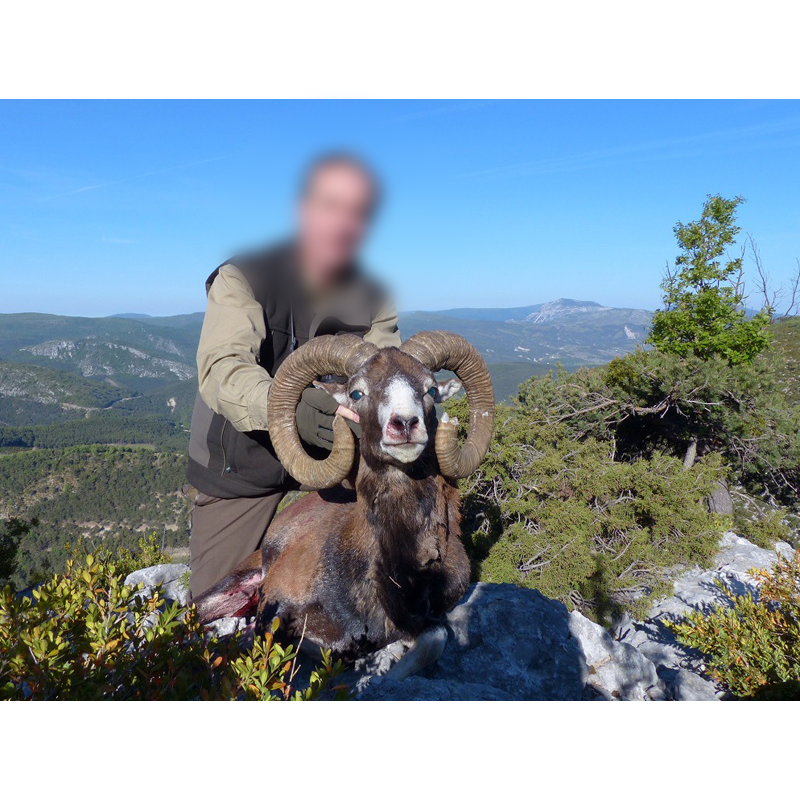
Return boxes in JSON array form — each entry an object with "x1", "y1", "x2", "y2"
[{"x1": 194, "y1": 332, "x2": 493, "y2": 660}]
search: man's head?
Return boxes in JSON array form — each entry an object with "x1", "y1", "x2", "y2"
[{"x1": 296, "y1": 152, "x2": 380, "y2": 290}]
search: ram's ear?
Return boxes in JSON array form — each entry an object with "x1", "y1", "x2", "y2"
[
  {"x1": 435, "y1": 378, "x2": 462, "y2": 403},
  {"x1": 313, "y1": 380, "x2": 350, "y2": 407}
]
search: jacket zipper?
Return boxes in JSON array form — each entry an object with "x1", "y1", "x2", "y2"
[{"x1": 220, "y1": 418, "x2": 230, "y2": 475}]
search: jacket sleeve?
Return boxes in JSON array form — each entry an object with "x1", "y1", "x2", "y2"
[
  {"x1": 196, "y1": 264, "x2": 273, "y2": 433},
  {"x1": 364, "y1": 297, "x2": 401, "y2": 348}
]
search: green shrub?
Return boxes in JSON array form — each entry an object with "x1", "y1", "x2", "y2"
[
  {"x1": 515, "y1": 346, "x2": 800, "y2": 506},
  {"x1": 0, "y1": 518, "x2": 36, "y2": 588},
  {"x1": 734, "y1": 510, "x2": 788, "y2": 550},
  {"x1": 87, "y1": 531, "x2": 171, "y2": 576},
  {"x1": 450, "y1": 398, "x2": 724, "y2": 622},
  {"x1": 0, "y1": 545, "x2": 348, "y2": 701},
  {"x1": 669, "y1": 553, "x2": 800, "y2": 699},
  {"x1": 1, "y1": 446, "x2": 193, "y2": 588}
]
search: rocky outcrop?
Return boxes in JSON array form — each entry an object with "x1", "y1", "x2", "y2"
[
  {"x1": 568, "y1": 611, "x2": 662, "y2": 700},
  {"x1": 706, "y1": 482, "x2": 733, "y2": 515},
  {"x1": 124, "y1": 531, "x2": 795, "y2": 701},
  {"x1": 611, "y1": 531, "x2": 794, "y2": 700},
  {"x1": 20, "y1": 337, "x2": 196, "y2": 381},
  {"x1": 356, "y1": 583, "x2": 667, "y2": 701},
  {"x1": 357, "y1": 532, "x2": 794, "y2": 701},
  {"x1": 356, "y1": 675, "x2": 516, "y2": 701},
  {"x1": 418, "y1": 583, "x2": 586, "y2": 700},
  {"x1": 124, "y1": 563, "x2": 190, "y2": 606}
]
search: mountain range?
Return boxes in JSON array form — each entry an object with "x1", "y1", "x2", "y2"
[
  {"x1": 0, "y1": 299, "x2": 652, "y2": 420},
  {"x1": 400, "y1": 299, "x2": 651, "y2": 367}
]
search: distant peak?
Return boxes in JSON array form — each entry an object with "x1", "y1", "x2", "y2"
[
  {"x1": 524, "y1": 299, "x2": 612, "y2": 324},
  {"x1": 543, "y1": 298, "x2": 603, "y2": 308}
]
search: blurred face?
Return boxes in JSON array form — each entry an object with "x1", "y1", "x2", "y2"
[{"x1": 297, "y1": 163, "x2": 376, "y2": 289}]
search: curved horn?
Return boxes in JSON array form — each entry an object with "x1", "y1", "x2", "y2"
[
  {"x1": 267, "y1": 335, "x2": 378, "y2": 488},
  {"x1": 401, "y1": 331, "x2": 494, "y2": 479}
]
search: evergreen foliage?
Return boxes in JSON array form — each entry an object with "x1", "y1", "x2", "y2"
[
  {"x1": 0, "y1": 519, "x2": 35, "y2": 587},
  {"x1": 647, "y1": 195, "x2": 772, "y2": 364},
  {"x1": 450, "y1": 397, "x2": 724, "y2": 622},
  {"x1": 514, "y1": 346, "x2": 800, "y2": 505},
  {"x1": 0, "y1": 446, "x2": 191, "y2": 587}
]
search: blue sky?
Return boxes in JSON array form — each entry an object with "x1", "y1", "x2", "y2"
[{"x1": 2, "y1": 100, "x2": 799, "y2": 317}]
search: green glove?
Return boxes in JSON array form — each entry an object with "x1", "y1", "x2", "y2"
[{"x1": 295, "y1": 387, "x2": 361, "y2": 451}]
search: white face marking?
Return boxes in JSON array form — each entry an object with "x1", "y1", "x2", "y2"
[
  {"x1": 378, "y1": 376, "x2": 428, "y2": 463},
  {"x1": 378, "y1": 377, "x2": 423, "y2": 429}
]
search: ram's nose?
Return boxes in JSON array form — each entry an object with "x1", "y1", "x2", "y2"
[{"x1": 386, "y1": 414, "x2": 420, "y2": 442}]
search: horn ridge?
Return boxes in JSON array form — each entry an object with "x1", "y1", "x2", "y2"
[
  {"x1": 401, "y1": 331, "x2": 494, "y2": 479},
  {"x1": 267, "y1": 334, "x2": 377, "y2": 488}
]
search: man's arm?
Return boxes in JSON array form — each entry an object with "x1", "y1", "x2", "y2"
[
  {"x1": 196, "y1": 264, "x2": 272, "y2": 433},
  {"x1": 364, "y1": 297, "x2": 401, "y2": 348}
]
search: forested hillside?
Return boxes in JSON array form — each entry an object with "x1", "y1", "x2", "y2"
[
  {"x1": 0, "y1": 360, "x2": 194, "y2": 452},
  {"x1": 0, "y1": 360, "x2": 129, "y2": 410},
  {"x1": 0, "y1": 415, "x2": 188, "y2": 451},
  {"x1": 0, "y1": 446, "x2": 190, "y2": 587}
]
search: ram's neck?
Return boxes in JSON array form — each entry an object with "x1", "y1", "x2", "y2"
[
  {"x1": 353, "y1": 458, "x2": 460, "y2": 635},
  {"x1": 355, "y1": 458, "x2": 449, "y2": 571}
]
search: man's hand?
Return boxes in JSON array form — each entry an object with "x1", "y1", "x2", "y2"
[
  {"x1": 295, "y1": 387, "x2": 360, "y2": 451},
  {"x1": 335, "y1": 405, "x2": 360, "y2": 425}
]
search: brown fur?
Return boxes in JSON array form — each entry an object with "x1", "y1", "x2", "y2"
[{"x1": 195, "y1": 347, "x2": 475, "y2": 660}]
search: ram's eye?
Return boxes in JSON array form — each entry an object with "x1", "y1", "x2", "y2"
[
  {"x1": 427, "y1": 387, "x2": 437, "y2": 398},
  {"x1": 350, "y1": 390, "x2": 363, "y2": 401}
]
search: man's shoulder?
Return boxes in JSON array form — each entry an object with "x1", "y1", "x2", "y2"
[
  {"x1": 206, "y1": 241, "x2": 291, "y2": 295},
  {"x1": 222, "y1": 240, "x2": 292, "y2": 271}
]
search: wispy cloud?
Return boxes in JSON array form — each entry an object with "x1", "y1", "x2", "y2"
[
  {"x1": 462, "y1": 117, "x2": 800, "y2": 179},
  {"x1": 41, "y1": 153, "x2": 236, "y2": 201},
  {"x1": 47, "y1": 182, "x2": 111, "y2": 199}
]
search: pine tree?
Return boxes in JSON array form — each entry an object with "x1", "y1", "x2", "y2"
[{"x1": 647, "y1": 195, "x2": 772, "y2": 365}]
